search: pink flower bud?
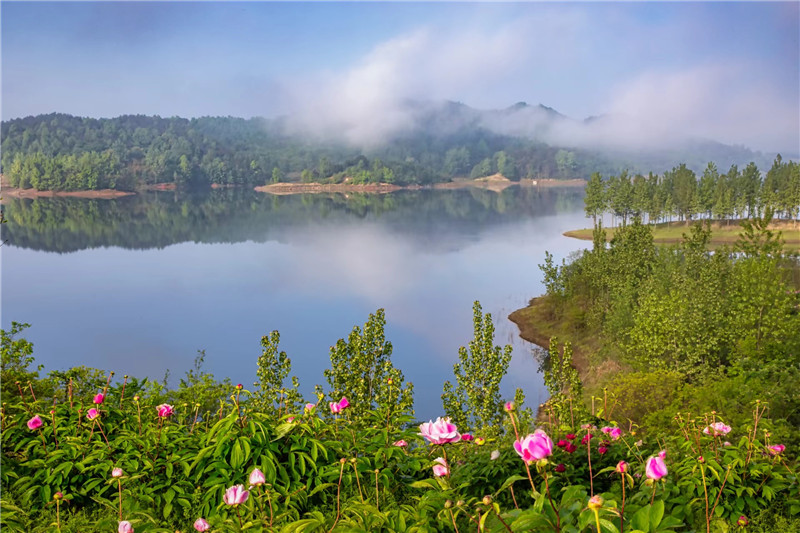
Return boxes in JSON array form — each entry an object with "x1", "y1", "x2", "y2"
[
  {"x1": 504, "y1": 401, "x2": 515, "y2": 412},
  {"x1": 337, "y1": 397, "x2": 350, "y2": 410},
  {"x1": 118, "y1": 521, "x2": 134, "y2": 533},
  {"x1": 27, "y1": 415, "x2": 43, "y2": 430},
  {"x1": 86, "y1": 408, "x2": 99, "y2": 421},
  {"x1": 616, "y1": 461, "x2": 628, "y2": 473},
  {"x1": 156, "y1": 404, "x2": 174, "y2": 418},
  {"x1": 646, "y1": 455, "x2": 668, "y2": 480},
  {"x1": 329, "y1": 401, "x2": 341, "y2": 414},
  {"x1": 223, "y1": 484, "x2": 249, "y2": 505},
  {"x1": 249, "y1": 468, "x2": 266, "y2": 487},
  {"x1": 555, "y1": 463, "x2": 566, "y2": 472},
  {"x1": 461, "y1": 433, "x2": 474, "y2": 442},
  {"x1": 93, "y1": 393, "x2": 105, "y2": 405},
  {"x1": 598, "y1": 446, "x2": 608, "y2": 455},
  {"x1": 393, "y1": 440, "x2": 408, "y2": 447},
  {"x1": 432, "y1": 457, "x2": 449, "y2": 477},
  {"x1": 193, "y1": 518, "x2": 210, "y2": 532},
  {"x1": 112, "y1": 468, "x2": 123, "y2": 478},
  {"x1": 768, "y1": 444, "x2": 786, "y2": 455}
]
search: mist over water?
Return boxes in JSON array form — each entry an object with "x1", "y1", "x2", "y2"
[{"x1": 1, "y1": 187, "x2": 587, "y2": 420}]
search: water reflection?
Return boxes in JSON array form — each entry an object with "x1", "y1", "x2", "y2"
[{"x1": 1, "y1": 187, "x2": 588, "y2": 420}]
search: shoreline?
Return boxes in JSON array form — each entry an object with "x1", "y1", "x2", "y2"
[
  {"x1": 1, "y1": 186, "x2": 134, "y2": 200},
  {"x1": 563, "y1": 220, "x2": 800, "y2": 249},
  {"x1": 0, "y1": 176, "x2": 586, "y2": 200},
  {"x1": 256, "y1": 177, "x2": 586, "y2": 196}
]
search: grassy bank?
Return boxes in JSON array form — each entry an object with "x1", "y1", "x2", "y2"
[{"x1": 564, "y1": 220, "x2": 800, "y2": 250}]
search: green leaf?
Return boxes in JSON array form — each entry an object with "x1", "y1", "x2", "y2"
[
  {"x1": 631, "y1": 505, "x2": 650, "y2": 532},
  {"x1": 650, "y1": 500, "x2": 664, "y2": 529}
]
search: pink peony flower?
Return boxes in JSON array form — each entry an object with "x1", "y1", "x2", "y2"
[
  {"x1": 304, "y1": 403, "x2": 316, "y2": 412},
  {"x1": 646, "y1": 456, "x2": 668, "y2": 480},
  {"x1": 723, "y1": 441, "x2": 732, "y2": 447},
  {"x1": 249, "y1": 468, "x2": 266, "y2": 487},
  {"x1": 555, "y1": 463, "x2": 566, "y2": 473},
  {"x1": 598, "y1": 445, "x2": 608, "y2": 455},
  {"x1": 118, "y1": 521, "x2": 134, "y2": 533},
  {"x1": 461, "y1": 433, "x2": 474, "y2": 442},
  {"x1": 616, "y1": 461, "x2": 628, "y2": 473},
  {"x1": 194, "y1": 518, "x2": 210, "y2": 532},
  {"x1": 609, "y1": 427, "x2": 622, "y2": 440},
  {"x1": 432, "y1": 457, "x2": 449, "y2": 477},
  {"x1": 337, "y1": 397, "x2": 350, "y2": 410},
  {"x1": 565, "y1": 433, "x2": 576, "y2": 440},
  {"x1": 556, "y1": 439, "x2": 568, "y2": 448},
  {"x1": 393, "y1": 439, "x2": 408, "y2": 447},
  {"x1": 419, "y1": 417, "x2": 461, "y2": 445},
  {"x1": 703, "y1": 422, "x2": 731, "y2": 436},
  {"x1": 513, "y1": 429, "x2": 554, "y2": 462},
  {"x1": 86, "y1": 408, "x2": 99, "y2": 420},
  {"x1": 504, "y1": 401, "x2": 515, "y2": 412},
  {"x1": 565, "y1": 442, "x2": 577, "y2": 454},
  {"x1": 223, "y1": 484, "x2": 249, "y2": 505},
  {"x1": 658, "y1": 450, "x2": 667, "y2": 460},
  {"x1": 156, "y1": 404, "x2": 174, "y2": 418},
  {"x1": 329, "y1": 401, "x2": 341, "y2": 414},
  {"x1": 27, "y1": 415, "x2": 43, "y2": 430},
  {"x1": 581, "y1": 434, "x2": 593, "y2": 445},
  {"x1": 768, "y1": 444, "x2": 785, "y2": 455},
  {"x1": 93, "y1": 393, "x2": 105, "y2": 405},
  {"x1": 112, "y1": 468, "x2": 123, "y2": 478}
]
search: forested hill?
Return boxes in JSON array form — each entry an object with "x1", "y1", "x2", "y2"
[{"x1": 0, "y1": 105, "x2": 773, "y2": 192}]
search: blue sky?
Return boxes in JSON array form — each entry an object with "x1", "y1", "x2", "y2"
[{"x1": 2, "y1": 2, "x2": 798, "y2": 152}]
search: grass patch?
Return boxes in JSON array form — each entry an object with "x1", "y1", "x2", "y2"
[{"x1": 564, "y1": 220, "x2": 800, "y2": 250}]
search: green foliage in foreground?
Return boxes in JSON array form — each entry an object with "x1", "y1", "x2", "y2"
[
  {"x1": 2, "y1": 316, "x2": 799, "y2": 532},
  {"x1": 538, "y1": 213, "x2": 800, "y2": 450}
]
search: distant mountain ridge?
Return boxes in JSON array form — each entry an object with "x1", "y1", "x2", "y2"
[{"x1": 0, "y1": 102, "x2": 779, "y2": 193}]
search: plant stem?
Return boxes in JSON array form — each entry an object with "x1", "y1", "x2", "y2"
[
  {"x1": 492, "y1": 505, "x2": 513, "y2": 533},
  {"x1": 542, "y1": 469, "x2": 561, "y2": 533},
  {"x1": 709, "y1": 466, "x2": 731, "y2": 520},
  {"x1": 509, "y1": 483, "x2": 519, "y2": 509},
  {"x1": 586, "y1": 429, "x2": 594, "y2": 496},
  {"x1": 700, "y1": 464, "x2": 710, "y2": 533},
  {"x1": 119, "y1": 376, "x2": 127, "y2": 407},
  {"x1": 620, "y1": 472, "x2": 626, "y2": 533},
  {"x1": 50, "y1": 409, "x2": 59, "y2": 450},
  {"x1": 352, "y1": 460, "x2": 365, "y2": 503},
  {"x1": 329, "y1": 461, "x2": 346, "y2": 533},
  {"x1": 650, "y1": 482, "x2": 657, "y2": 506},
  {"x1": 118, "y1": 479, "x2": 123, "y2": 520},
  {"x1": 235, "y1": 504, "x2": 243, "y2": 528},
  {"x1": 375, "y1": 470, "x2": 380, "y2": 511},
  {"x1": 265, "y1": 487, "x2": 274, "y2": 527},
  {"x1": 448, "y1": 508, "x2": 460, "y2": 533},
  {"x1": 56, "y1": 500, "x2": 61, "y2": 531},
  {"x1": 594, "y1": 508, "x2": 602, "y2": 533}
]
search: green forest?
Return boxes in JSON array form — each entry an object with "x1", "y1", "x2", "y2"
[
  {"x1": 582, "y1": 158, "x2": 800, "y2": 226},
  {"x1": 1, "y1": 113, "x2": 624, "y2": 191}
]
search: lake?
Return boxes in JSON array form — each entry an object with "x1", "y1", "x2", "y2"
[{"x1": 1, "y1": 186, "x2": 588, "y2": 421}]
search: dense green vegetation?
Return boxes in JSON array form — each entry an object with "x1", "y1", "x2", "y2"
[
  {"x1": 583, "y1": 157, "x2": 800, "y2": 226},
  {"x1": 1, "y1": 113, "x2": 623, "y2": 191},
  {"x1": 536, "y1": 213, "x2": 800, "y2": 451},
  {"x1": 0, "y1": 187, "x2": 583, "y2": 253},
  {"x1": 2, "y1": 300, "x2": 798, "y2": 532}
]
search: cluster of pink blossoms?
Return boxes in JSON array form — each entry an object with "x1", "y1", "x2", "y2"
[
  {"x1": 418, "y1": 417, "x2": 461, "y2": 445},
  {"x1": 329, "y1": 397, "x2": 350, "y2": 414},
  {"x1": 702, "y1": 422, "x2": 732, "y2": 436}
]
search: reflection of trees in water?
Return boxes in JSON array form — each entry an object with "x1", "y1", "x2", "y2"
[{"x1": 1, "y1": 187, "x2": 584, "y2": 253}]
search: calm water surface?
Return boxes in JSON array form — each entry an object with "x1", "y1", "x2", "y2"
[{"x1": 1, "y1": 187, "x2": 588, "y2": 420}]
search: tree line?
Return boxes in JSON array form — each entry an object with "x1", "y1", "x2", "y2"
[
  {"x1": 1, "y1": 113, "x2": 639, "y2": 191},
  {"x1": 583, "y1": 157, "x2": 800, "y2": 226}
]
